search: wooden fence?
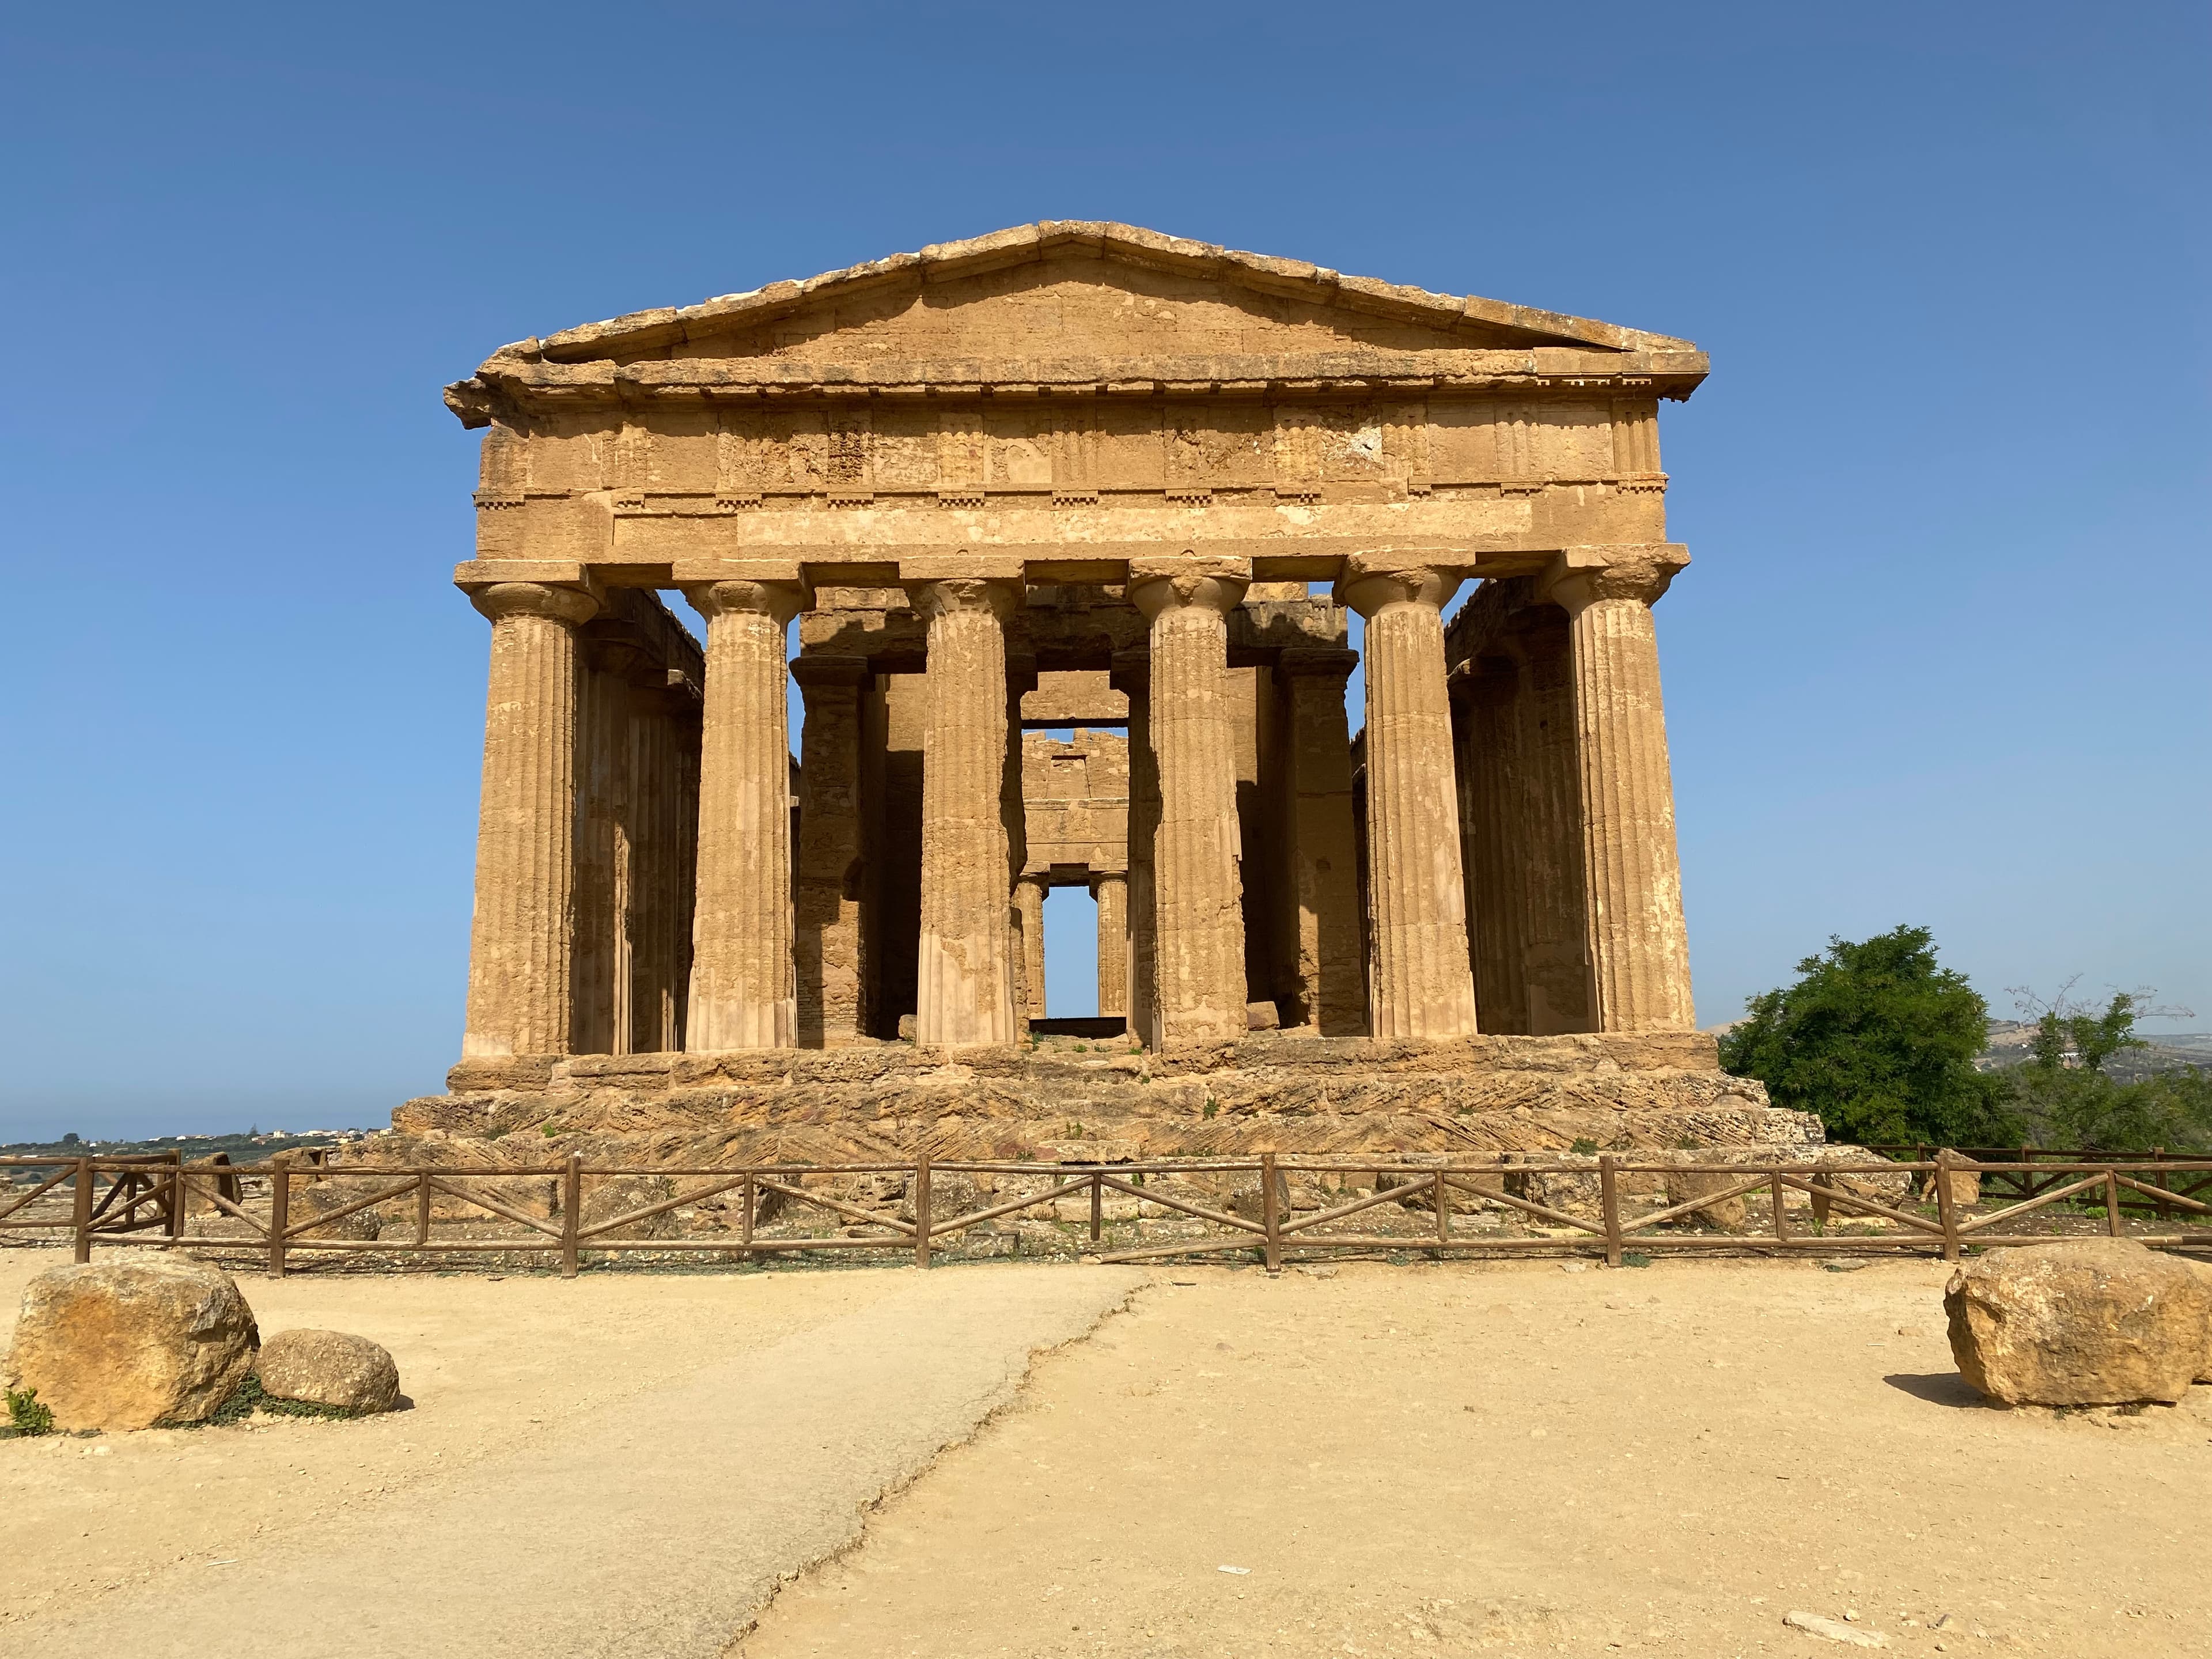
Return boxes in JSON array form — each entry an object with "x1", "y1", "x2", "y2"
[
  {"x1": 1868, "y1": 1144, "x2": 2212, "y2": 1216},
  {"x1": 5, "y1": 1151, "x2": 2211, "y2": 1278}
]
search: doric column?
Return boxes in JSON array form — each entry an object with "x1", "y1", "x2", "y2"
[
  {"x1": 1109, "y1": 649, "x2": 1159, "y2": 1050},
  {"x1": 791, "y1": 654, "x2": 871, "y2": 1047},
  {"x1": 681, "y1": 578, "x2": 803, "y2": 1051},
  {"x1": 1015, "y1": 873, "x2": 1048, "y2": 1021},
  {"x1": 1335, "y1": 554, "x2": 1479, "y2": 1041},
  {"x1": 1274, "y1": 646, "x2": 1368, "y2": 1035},
  {"x1": 1541, "y1": 546, "x2": 1696, "y2": 1032},
  {"x1": 461, "y1": 581, "x2": 599, "y2": 1059},
  {"x1": 1128, "y1": 556, "x2": 1249, "y2": 1048},
  {"x1": 1449, "y1": 654, "x2": 1530, "y2": 1035},
  {"x1": 902, "y1": 577, "x2": 1021, "y2": 1047},
  {"x1": 1092, "y1": 872, "x2": 1128, "y2": 1019}
]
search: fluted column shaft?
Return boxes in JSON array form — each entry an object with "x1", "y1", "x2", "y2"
[
  {"x1": 1544, "y1": 548, "x2": 1696, "y2": 1032},
  {"x1": 1337, "y1": 557, "x2": 1479, "y2": 1040},
  {"x1": 1016, "y1": 874, "x2": 1048, "y2": 1020},
  {"x1": 683, "y1": 579, "x2": 802, "y2": 1051},
  {"x1": 904, "y1": 578, "x2": 1020, "y2": 1047},
  {"x1": 1092, "y1": 873, "x2": 1129, "y2": 1018},
  {"x1": 462, "y1": 581, "x2": 599, "y2": 1058},
  {"x1": 1111, "y1": 650, "x2": 1160, "y2": 1050},
  {"x1": 1451, "y1": 655, "x2": 1529, "y2": 1033},
  {"x1": 1130, "y1": 558, "x2": 1249, "y2": 1048}
]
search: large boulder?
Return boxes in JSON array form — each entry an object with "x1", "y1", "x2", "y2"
[
  {"x1": 254, "y1": 1329, "x2": 400, "y2": 1414},
  {"x1": 1945, "y1": 1238, "x2": 2212, "y2": 1406},
  {"x1": 1665, "y1": 1168, "x2": 1748, "y2": 1232},
  {"x1": 3, "y1": 1257, "x2": 259, "y2": 1430}
]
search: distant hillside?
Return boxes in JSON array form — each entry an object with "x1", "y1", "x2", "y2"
[{"x1": 1979, "y1": 1020, "x2": 2212, "y2": 1082}]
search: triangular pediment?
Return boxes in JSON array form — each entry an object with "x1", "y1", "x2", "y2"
[{"x1": 493, "y1": 222, "x2": 1696, "y2": 370}]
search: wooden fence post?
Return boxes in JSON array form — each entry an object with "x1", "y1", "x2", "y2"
[
  {"x1": 2151, "y1": 1147, "x2": 2171, "y2": 1221},
  {"x1": 2104, "y1": 1169, "x2": 2123, "y2": 1237},
  {"x1": 415, "y1": 1171, "x2": 432, "y2": 1248},
  {"x1": 1090, "y1": 1171, "x2": 1103, "y2": 1246},
  {"x1": 268, "y1": 1165, "x2": 290, "y2": 1279},
  {"x1": 914, "y1": 1156, "x2": 931, "y2": 1268},
  {"x1": 1934, "y1": 1151, "x2": 1960, "y2": 1263},
  {"x1": 1770, "y1": 1172, "x2": 1790, "y2": 1245},
  {"x1": 1599, "y1": 1156, "x2": 1623, "y2": 1267},
  {"x1": 740, "y1": 1171, "x2": 755, "y2": 1263},
  {"x1": 164, "y1": 1151, "x2": 183, "y2": 1241},
  {"x1": 560, "y1": 1154, "x2": 581, "y2": 1278},
  {"x1": 72, "y1": 1157, "x2": 93, "y2": 1264},
  {"x1": 1433, "y1": 1169, "x2": 1449, "y2": 1257},
  {"x1": 1260, "y1": 1151, "x2": 1281, "y2": 1275}
]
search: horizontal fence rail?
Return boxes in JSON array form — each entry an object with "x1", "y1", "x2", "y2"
[{"x1": 5, "y1": 1152, "x2": 2211, "y2": 1278}]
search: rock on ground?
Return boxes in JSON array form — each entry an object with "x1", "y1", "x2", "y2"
[
  {"x1": 1945, "y1": 1238, "x2": 2212, "y2": 1407},
  {"x1": 254, "y1": 1329, "x2": 400, "y2": 1414},
  {"x1": 3, "y1": 1257, "x2": 258, "y2": 1430},
  {"x1": 1783, "y1": 1609, "x2": 1889, "y2": 1647},
  {"x1": 1665, "y1": 1168, "x2": 1748, "y2": 1230}
]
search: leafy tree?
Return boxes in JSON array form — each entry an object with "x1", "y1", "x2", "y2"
[
  {"x1": 2001, "y1": 984, "x2": 2212, "y2": 1151},
  {"x1": 1719, "y1": 926, "x2": 2015, "y2": 1147}
]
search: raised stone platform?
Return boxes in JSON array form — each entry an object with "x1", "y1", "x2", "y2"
[{"x1": 387, "y1": 1032, "x2": 1815, "y2": 1168}]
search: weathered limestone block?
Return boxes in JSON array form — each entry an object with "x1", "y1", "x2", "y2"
[
  {"x1": 4, "y1": 1259, "x2": 259, "y2": 1431},
  {"x1": 1336, "y1": 555, "x2": 1479, "y2": 1040},
  {"x1": 255, "y1": 1330, "x2": 400, "y2": 1414},
  {"x1": 684, "y1": 578, "x2": 804, "y2": 1050},
  {"x1": 461, "y1": 581, "x2": 598, "y2": 1058},
  {"x1": 1541, "y1": 548, "x2": 1695, "y2": 1032},
  {"x1": 1945, "y1": 1238, "x2": 2212, "y2": 1406}
]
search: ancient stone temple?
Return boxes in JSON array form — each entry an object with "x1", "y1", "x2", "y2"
[{"x1": 406, "y1": 224, "x2": 1806, "y2": 1161}]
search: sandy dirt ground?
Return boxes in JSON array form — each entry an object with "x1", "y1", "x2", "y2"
[
  {"x1": 736, "y1": 1256, "x2": 2212, "y2": 1659},
  {"x1": 0, "y1": 1248, "x2": 1137, "y2": 1658},
  {"x1": 6, "y1": 1249, "x2": 2210, "y2": 1658}
]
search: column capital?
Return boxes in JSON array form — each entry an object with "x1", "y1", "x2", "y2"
[
  {"x1": 1088, "y1": 869, "x2": 1127, "y2": 897},
  {"x1": 1538, "y1": 544, "x2": 1690, "y2": 613},
  {"x1": 469, "y1": 581, "x2": 599, "y2": 628},
  {"x1": 1274, "y1": 645, "x2": 1359, "y2": 687},
  {"x1": 1127, "y1": 554, "x2": 1250, "y2": 622},
  {"x1": 1333, "y1": 554, "x2": 1464, "y2": 619},
  {"x1": 787, "y1": 653, "x2": 872, "y2": 692},
  {"x1": 901, "y1": 575, "x2": 1020, "y2": 624},
  {"x1": 682, "y1": 578, "x2": 804, "y2": 626}
]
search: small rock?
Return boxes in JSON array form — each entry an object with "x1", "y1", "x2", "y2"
[
  {"x1": 1820, "y1": 1258, "x2": 1869, "y2": 1273},
  {"x1": 2, "y1": 1258, "x2": 259, "y2": 1431},
  {"x1": 1782, "y1": 1610, "x2": 1889, "y2": 1647},
  {"x1": 1296, "y1": 1264, "x2": 1339, "y2": 1280},
  {"x1": 1945, "y1": 1238, "x2": 2212, "y2": 1406},
  {"x1": 254, "y1": 1330, "x2": 400, "y2": 1414}
]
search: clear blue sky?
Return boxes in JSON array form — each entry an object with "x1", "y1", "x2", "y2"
[{"x1": 3, "y1": 2, "x2": 2204, "y2": 1139}]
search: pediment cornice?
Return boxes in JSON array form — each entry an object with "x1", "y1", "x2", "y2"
[{"x1": 445, "y1": 223, "x2": 1705, "y2": 429}]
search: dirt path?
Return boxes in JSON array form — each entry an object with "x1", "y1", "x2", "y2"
[
  {"x1": 0, "y1": 1251, "x2": 1138, "y2": 1658},
  {"x1": 736, "y1": 1257, "x2": 2212, "y2": 1658}
]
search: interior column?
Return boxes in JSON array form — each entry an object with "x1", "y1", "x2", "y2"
[
  {"x1": 1274, "y1": 646, "x2": 1366, "y2": 1035},
  {"x1": 1092, "y1": 872, "x2": 1128, "y2": 1020},
  {"x1": 1128, "y1": 555, "x2": 1249, "y2": 1048},
  {"x1": 1109, "y1": 649, "x2": 1159, "y2": 1050},
  {"x1": 1542, "y1": 546, "x2": 1696, "y2": 1032},
  {"x1": 460, "y1": 581, "x2": 599, "y2": 1058},
  {"x1": 903, "y1": 576, "x2": 1020, "y2": 1047},
  {"x1": 791, "y1": 654, "x2": 871, "y2": 1047},
  {"x1": 1336, "y1": 555, "x2": 1480, "y2": 1040},
  {"x1": 681, "y1": 577, "x2": 802, "y2": 1051}
]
